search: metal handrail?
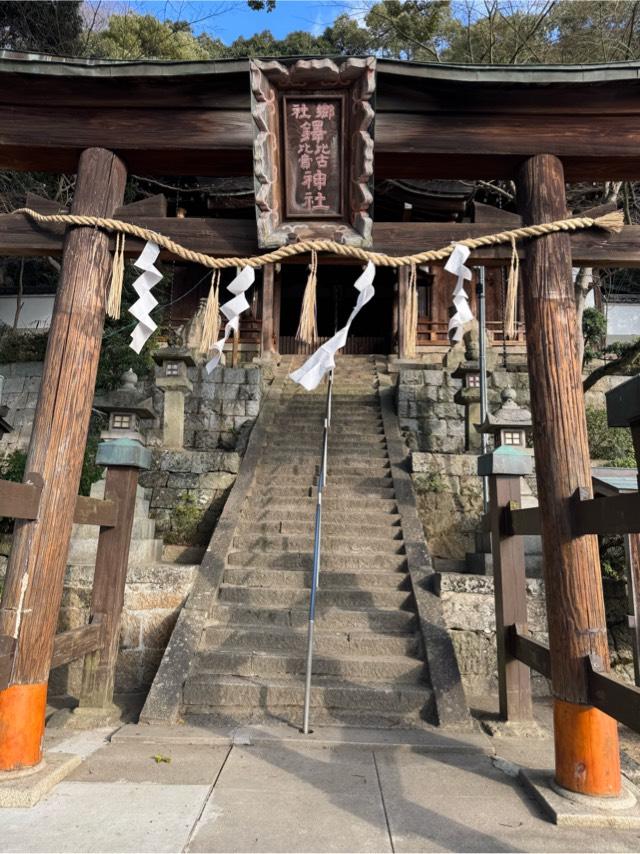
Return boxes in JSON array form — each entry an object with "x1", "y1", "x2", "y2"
[{"x1": 301, "y1": 368, "x2": 333, "y2": 734}]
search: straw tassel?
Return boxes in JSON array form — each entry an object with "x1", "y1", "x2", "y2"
[
  {"x1": 504, "y1": 234, "x2": 519, "y2": 340},
  {"x1": 106, "y1": 232, "x2": 126, "y2": 320},
  {"x1": 296, "y1": 249, "x2": 318, "y2": 346},
  {"x1": 200, "y1": 270, "x2": 221, "y2": 356},
  {"x1": 594, "y1": 210, "x2": 624, "y2": 233},
  {"x1": 404, "y1": 262, "x2": 418, "y2": 359}
]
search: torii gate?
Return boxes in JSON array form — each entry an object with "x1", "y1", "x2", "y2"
[{"x1": 0, "y1": 51, "x2": 639, "y2": 802}]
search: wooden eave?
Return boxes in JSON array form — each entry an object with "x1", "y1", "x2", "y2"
[{"x1": 2, "y1": 52, "x2": 640, "y2": 179}]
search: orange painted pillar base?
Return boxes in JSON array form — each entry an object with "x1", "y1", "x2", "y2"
[
  {"x1": 0, "y1": 683, "x2": 47, "y2": 772},
  {"x1": 554, "y1": 698, "x2": 621, "y2": 797}
]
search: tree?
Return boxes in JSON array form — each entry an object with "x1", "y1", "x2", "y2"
[
  {"x1": 87, "y1": 13, "x2": 218, "y2": 61},
  {"x1": 0, "y1": 1, "x2": 83, "y2": 55}
]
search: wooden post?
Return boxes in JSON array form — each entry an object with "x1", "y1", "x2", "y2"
[
  {"x1": 0, "y1": 148, "x2": 126, "y2": 771},
  {"x1": 480, "y1": 448, "x2": 534, "y2": 722},
  {"x1": 606, "y1": 376, "x2": 640, "y2": 686},
  {"x1": 261, "y1": 263, "x2": 275, "y2": 357},
  {"x1": 398, "y1": 266, "x2": 408, "y2": 359},
  {"x1": 273, "y1": 267, "x2": 281, "y2": 353},
  {"x1": 80, "y1": 443, "x2": 149, "y2": 708},
  {"x1": 517, "y1": 154, "x2": 621, "y2": 798}
]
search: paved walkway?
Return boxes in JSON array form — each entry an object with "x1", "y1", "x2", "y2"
[{"x1": 2, "y1": 715, "x2": 640, "y2": 853}]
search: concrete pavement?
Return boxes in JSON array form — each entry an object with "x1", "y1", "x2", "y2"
[{"x1": 2, "y1": 717, "x2": 640, "y2": 852}]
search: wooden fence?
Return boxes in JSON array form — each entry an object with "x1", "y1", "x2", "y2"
[
  {"x1": 0, "y1": 462, "x2": 139, "y2": 706},
  {"x1": 485, "y1": 373, "x2": 640, "y2": 732}
]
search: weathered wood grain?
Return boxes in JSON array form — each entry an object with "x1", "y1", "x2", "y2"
[
  {"x1": 80, "y1": 466, "x2": 139, "y2": 707},
  {"x1": 50, "y1": 622, "x2": 103, "y2": 670},
  {"x1": 0, "y1": 147, "x2": 127, "y2": 687},
  {"x1": 490, "y1": 476, "x2": 533, "y2": 721},
  {"x1": 518, "y1": 153, "x2": 611, "y2": 705}
]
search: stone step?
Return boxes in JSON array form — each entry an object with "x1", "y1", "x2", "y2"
[
  {"x1": 222, "y1": 567, "x2": 409, "y2": 589},
  {"x1": 256, "y1": 463, "x2": 391, "y2": 478},
  {"x1": 226, "y1": 550, "x2": 407, "y2": 572},
  {"x1": 194, "y1": 650, "x2": 425, "y2": 684},
  {"x1": 235, "y1": 520, "x2": 402, "y2": 538},
  {"x1": 255, "y1": 486, "x2": 395, "y2": 500},
  {"x1": 202, "y1": 624, "x2": 422, "y2": 658},
  {"x1": 218, "y1": 585, "x2": 413, "y2": 610},
  {"x1": 253, "y1": 475, "x2": 393, "y2": 491},
  {"x1": 183, "y1": 675, "x2": 431, "y2": 717},
  {"x1": 244, "y1": 497, "x2": 399, "y2": 514},
  {"x1": 231, "y1": 533, "x2": 404, "y2": 555},
  {"x1": 262, "y1": 450, "x2": 390, "y2": 464},
  {"x1": 270, "y1": 436, "x2": 386, "y2": 447},
  {"x1": 209, "y1": 603, "x2": 416, "y2": 632}
]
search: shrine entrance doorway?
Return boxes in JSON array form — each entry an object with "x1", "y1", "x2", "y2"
[{"x1": 278, "y1": 264, "x2": 394, "y2": 355}]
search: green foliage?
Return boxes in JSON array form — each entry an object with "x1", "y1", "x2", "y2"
[
  {"x1": 413, "y1": 472, "x2": 447, "y2": 493},
  {"x1": 600, "y1": 535, "x2": 626, "y2": 582},
  {"x1": 87, "y1": 13, "x2": 219, "y2": 60},
  {"x1": 163, "y1": 493, "x2": 205, "y2": 545},
  {"x1": 0, "y1": 1, "x2": 84, "y2": 54},
  {"x1": 0, "y1": 449, "x2": 26, "y2": 483},
  {"x1": 586, "y1": 406, "x2": 636, "y2": 467},
  {"x1": 0, "y1": 327, "x2": 48, "y2": 363},
  {"x1": 582, "y1": 307, "x2": 607, "y2": 364}
]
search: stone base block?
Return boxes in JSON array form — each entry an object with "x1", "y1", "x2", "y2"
[
  {"x1": 482, "y1": 719, "x2": 548, "y2": 739},
  {"x1": 0, "y1": 753, "x2": 82, "y2": 808},
  {"x1": 47, "y1": 704, "x2": 122, "y2": 731},
  {"x1": 520, "y1": 768, "x2": 640, "y2": 828}
]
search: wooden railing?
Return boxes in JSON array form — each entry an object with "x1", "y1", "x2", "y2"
[
  {"x1": 418, "y1": 319, "x2": 526, "y2": 346},
  {"x1": 0, "y1": 458, "x2": 140, "y2": 707},
  {"x1": 484, "y1": 374, "x2": 640, "y2": 731}
]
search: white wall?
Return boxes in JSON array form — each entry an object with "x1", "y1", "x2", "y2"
[
  {"x1": 606, "y1": 302, "x2": 640, "y2": 343},
  {"x1": 0, "y1": 296, "x2": 54, "y2": 330}
]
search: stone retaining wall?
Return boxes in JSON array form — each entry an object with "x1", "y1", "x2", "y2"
[
  {"x1": 0, "y1": 361, "x2": 43, "y2": 451},
  {"x1": 438, "y1": 573, "x2": 631, "y2": 698}
]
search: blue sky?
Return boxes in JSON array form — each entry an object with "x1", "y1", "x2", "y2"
[{"x1": 130, "y1": 1, "x2": 354, "y2": 43}]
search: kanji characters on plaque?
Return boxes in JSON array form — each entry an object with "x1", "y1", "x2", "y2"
[{"x1": 284, "y1": 97, "x2": 342, "y2": 218}]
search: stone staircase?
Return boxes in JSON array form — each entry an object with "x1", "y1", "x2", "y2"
[{"x1": 179, "y1": 356, "x2": 439, "y2": 727}]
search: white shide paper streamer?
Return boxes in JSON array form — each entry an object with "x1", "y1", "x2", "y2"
[
  {"x1": 129, "y1": 242, "x2": 163, "y2": 354},
  {"x1": 205, "y1": 266, "x2": 255, "y2": 373},
  {"x1": 445, "y1": 244, "x2": 473, "y2": 343},
  {"x1": 289, "y1": 261, "x2": 376, "y2": 391}
]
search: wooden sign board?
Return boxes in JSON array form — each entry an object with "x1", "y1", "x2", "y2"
[{"x1": 250, "y1": 58, "x2": 375, "y2": 248}]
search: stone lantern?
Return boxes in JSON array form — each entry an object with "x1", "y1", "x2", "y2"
[
  {"x1": 92, "y1": 369, "x2": 154, "y2": 469},
  {"x1": 452, "y1": 327, "x2": 486, "y2": 451},
  {"x1": 477, "y1": 386, "x2": 532, "y2": 450},
  {"x1": 152, "y1": 347, "x2": 195, "y2": 449}
]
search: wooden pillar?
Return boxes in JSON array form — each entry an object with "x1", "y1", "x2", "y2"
[
  {"x1": 273, "y1": 266, "x2": 281, "y2": 351},
  {"x1": 482, "y1": 453, "x2": 534, "y2": 722},
  {"x1": 398, "y1": 266, "x2": 408, "y2": 359},
  {"x1": 0, "y1": 148, "x2": 126, "y2": 771},
  {"x1": 517, "y1": 154, "x2": 620, "y2": 798},
  {"x1": 261, "y1": 263, "x2": 275, "y2": 356},
  {"x1": 80, "y1": 454, "x2": 146, "y2": 708}
]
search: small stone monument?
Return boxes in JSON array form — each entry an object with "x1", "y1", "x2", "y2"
[
  {"x1": 92, "y1": 369, "x2": 154, "y2": 472},
  {"x1": 153, "y1": 348, "x2": 195, "y2": 449},
  {"x1": 452, "y1": 326, "x2": 486, "y2": 451},
  {"x1": 476, "y1": 386, "x2": 532, "y2": 450}
]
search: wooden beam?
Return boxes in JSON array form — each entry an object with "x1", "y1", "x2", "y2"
[
  {"x1": 3, "y1": 106, "x2": 640, "y2": 180},
  {"x1": 113, "y1": 194, "x2": 167, "y2": 218},
  {"x1": 573, "y1": 492, "x2": 640, "y2": 536},
  {"x1": 0, "y1": 147, "x2": 127, "y2": 771},
  {"x1": 0, "y1": 479, "x2": 41, "y2": 521},
  {"x1": 73, "y1": 495, "x2": 118, "y2": 528},
  {"x1": 50, "y1": 622, "x2": 103, "y2": 670},
  {"x1": 586, "y1": 655, "x2": 640, "y2": 735},
  {"x1": 508, "y1": 626, "x2": 552, "y2": 680},
  {"x1": 0, "y1": 215, "x2": 636, "y2": 267}
]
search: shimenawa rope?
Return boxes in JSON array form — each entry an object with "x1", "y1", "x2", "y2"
[{"x1": 11, "y1": 208, "x2": 624, "y2": 270}]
